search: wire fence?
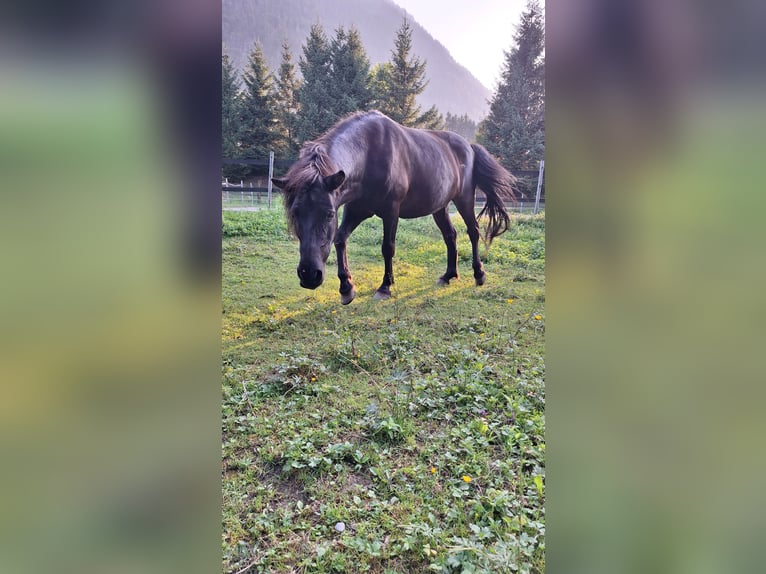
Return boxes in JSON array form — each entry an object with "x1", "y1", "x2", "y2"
[
  {"x1": 222, "y1": 156, "x2": 545, "y2": 214},
  {"x1": 222, "y1": 188, "x2": 543, "y2": 214}
]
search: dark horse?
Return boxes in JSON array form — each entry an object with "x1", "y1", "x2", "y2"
[{"x1": 271, "y1": 111, "x2": 516, "y2": 305}]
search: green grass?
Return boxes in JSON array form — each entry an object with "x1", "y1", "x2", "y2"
[{"x1": 222, "y1": 207, "x2": 545, "y2": 573}]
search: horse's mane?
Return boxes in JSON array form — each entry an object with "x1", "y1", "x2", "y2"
[
  {"x1": 281, "y1": 111, "x2": 380, "y2": 230},
  {"x1": 280, "y1": 142, "x2": 337, "y2": 232},
  {"x1": 285, "y1": 142, "x2": 336, "y2": 193}
]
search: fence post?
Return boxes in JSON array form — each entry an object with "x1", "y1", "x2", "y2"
[
  {"x1": 267, "y1": 151, "x2": 274, "y2": 209},
  {"x1": 534, "y1": 159, "x2": 544, "y2": 215}
]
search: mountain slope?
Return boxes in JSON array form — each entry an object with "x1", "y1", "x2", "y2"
[{"x1": 223, "y1": 0, "x2": 491, "y2": 121}]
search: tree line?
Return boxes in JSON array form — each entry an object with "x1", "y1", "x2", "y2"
[
  {"x1": 223, "y1": 18, "x2": 439, "y2": 178},
  {"x1": 223, "y1": 1, "x2": 544, "y2": 184}
]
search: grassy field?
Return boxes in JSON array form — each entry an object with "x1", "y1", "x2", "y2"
[{"x1": 222, "y1": 206, "x2": 545, "y2": 573}]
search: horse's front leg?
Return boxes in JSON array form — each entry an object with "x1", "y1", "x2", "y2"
[
  {"x1": 334, "y1": 206, "x2": 371, "y2": 305},
  {"x1": 433, "y1": 207, "x2": 459, "y2": 285},
  {"x1": 374, "y1": 214, "x2": 400, "y2": 300}
]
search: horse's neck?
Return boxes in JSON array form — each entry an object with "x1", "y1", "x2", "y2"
[
  {"x1": 327, "y1": 145, "x2": 363, "y2": 206},
  {"x1": 337, "y1": 186, "x2": 358, "y2": 207}
]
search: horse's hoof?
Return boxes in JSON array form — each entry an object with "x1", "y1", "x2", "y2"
[
  {"x1": 340, "y1": 287, "x2": 356, "y2": 305},
  {"x1": 373, "y1": 290, "x2": 391, "y2": 301},
  {"x1": 475, "y1": 273, "x2": 486, "y2": 286},
  {"x1": 437, "y1": 278, "x2": 449, "y2": 287}
]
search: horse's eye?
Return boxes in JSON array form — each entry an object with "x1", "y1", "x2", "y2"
[{"x1": 325, "y1": 212, "x2": 335, "y2": 221}]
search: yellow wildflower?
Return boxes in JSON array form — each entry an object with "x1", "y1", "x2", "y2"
[
  {"x1": 462, "y1": 475, "x2": 472, "y2": 483},
  {"x1": 430, "y1": 467, "x2": 436, "y2": 474},
  {"x1": 506, "y1": 298, "x2": 514, "y2": 304},
  {"x1": 534, "y1": 314, "x2": 542, "y2": 320}
]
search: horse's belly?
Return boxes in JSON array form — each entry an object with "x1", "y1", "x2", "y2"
[
  {"x1": 399, "y1": 203, "x2": 437, "y2": 219},
  {"x1": 398, "y1": 189, "x2": 452, "y2": 219}
]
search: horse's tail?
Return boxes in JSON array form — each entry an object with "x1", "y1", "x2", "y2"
[{"x1": 471, "y1": 144, "x2": 516, "y2": 244}]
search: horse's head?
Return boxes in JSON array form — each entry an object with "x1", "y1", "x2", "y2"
[{"x1": 272, "y1": 170, "x2": 345, "y2": 289}]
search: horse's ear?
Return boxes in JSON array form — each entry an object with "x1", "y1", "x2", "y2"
[
  {"x1": 271, "y1": 178, "x2": 287, "y2": 189},
  {"x1": 324, "y1": 170, "x2": 345, "y2": 192}
]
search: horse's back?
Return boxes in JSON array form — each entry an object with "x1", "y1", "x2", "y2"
[
  {"x1": 383, "y1": 128, "x2": 458, "y2": 217},
  {"x1": 339, "y1": 113, "x2": 474, "y2": 218}
]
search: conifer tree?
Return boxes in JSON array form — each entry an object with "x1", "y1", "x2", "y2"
[
  {"x1": 328, "y1": 26, "x2": 372, "y2": 118},
  {"x1": 296, "y1": 24, "x2": 335, "y2": 142},
  {"x1": 239, "y1": 42, "x2": 278, "y2": 168},
  {"x1": 274, "y1": 42, "x2": 302, "y2": 157},
  {"x1": 477, "y1": 0, "x2": 545, "y2": 171},
  {"x1": 222, "y1": 52, "x2": 243, "y2": 178},
  {"x1": 375, "y1": 18, "x2": 443, "y2": 129},
  {"x1": 369, "y1": 63, "x2": 393, "y2": 111}
]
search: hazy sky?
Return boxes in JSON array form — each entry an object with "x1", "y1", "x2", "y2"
[{"x1": 391, "y1": 0, "x2": 528, "y2": 90}]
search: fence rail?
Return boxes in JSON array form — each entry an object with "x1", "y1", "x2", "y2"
[{"x1": 223, "y1": 158, "x2": 294, "y2": 168}]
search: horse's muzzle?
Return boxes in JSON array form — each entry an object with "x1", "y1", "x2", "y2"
[{"x1": 297, "y1": 266, "x2": 323, "y2": 289}]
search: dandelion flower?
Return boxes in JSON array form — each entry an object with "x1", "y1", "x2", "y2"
[
  {"x1": 534, "y1": 314, "x2": 542, "y2": 320},
  {"x1": 430, "y1": 467, "x2": 436, "y2": 474},
  {"x1": 506, "y1": 298, "x2": 514, "y2": 304},
  {"x1": 462, "y1": 475, "x2": 472, "y2": 483}
]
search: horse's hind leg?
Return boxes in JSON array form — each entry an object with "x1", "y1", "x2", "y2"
[
  {"x1": 454, "y1": 196, "x2": 486, "y2": 286},
  {"x1": 335, "y1": 206, "x2": 372, "y2": 305},
  {"x1": 433, "y1": 207, "x2": 459, "y2": 285}
]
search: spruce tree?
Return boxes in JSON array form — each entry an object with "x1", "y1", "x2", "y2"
[
  {"x1": 296, "y1": 24, "x2": 335, "y2": 142},
  {"x1": 477, "y1": 0, "x2": 545, "y2": 171},
  {"x1": 239, "y1": 42, "x2": 278, "y2": 169},
  {"x1": 375, "y1": 18, "x2": 443, "y2": 129},
  {"x1": 369, "y1": 63, "x2": 393, "y2": 111},
  {"x1": 274, "y1": 42, "x2": 302, "y2": 157},
  {"x1": 328, "y1": 26, "x2": 372, "y2": 118},
  {"x1": 222, "y1": 52, "x2": 244, "y2": 178}
]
